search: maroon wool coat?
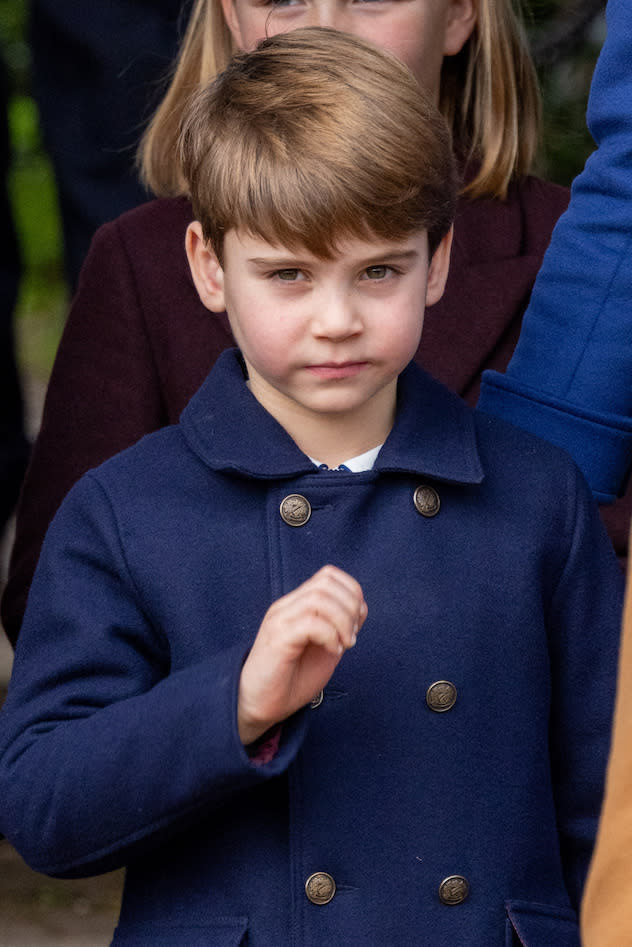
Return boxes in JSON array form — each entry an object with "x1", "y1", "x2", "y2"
[{"x1": 3, "y1": 182, "x2": 627, "y2": 646}]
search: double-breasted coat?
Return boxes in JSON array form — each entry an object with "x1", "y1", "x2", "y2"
[
  {"x1": 21, "y1": 176, "x2": 632, "y2": 651},
  {"x1": 0, "y1": 352, "x2": 623, "y2": 946},
  {"x1": 4, "y1": 182, "x2": 628, "y2": 648}
]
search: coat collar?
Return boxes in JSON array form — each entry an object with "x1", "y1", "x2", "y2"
[{"x1": 180, "y1": 349, "x2": 484, "y2": 485}]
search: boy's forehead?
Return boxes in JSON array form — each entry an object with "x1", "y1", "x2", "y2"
[{"x1": 222, "y1": 226, "x2": 430, "y2": 264}]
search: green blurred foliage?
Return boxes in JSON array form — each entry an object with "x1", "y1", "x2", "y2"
[
  {"x1": 0, "y1": 0, "x2": 608, "y2": 381},
  {"x1": 528, "y1": 0, "x2": 605, "y2": 185},
  {"x1": 8, "y1": 95, "x2": 67, "y2": 382},
  {"x1": 1, "y1": 0, "x2": 67, "y2": 380},
  {"x1": 0, "y1": 0, "x2": 28, "y2": 87},
  {"x1": 9, "y1": 96, "x2": 63, "y2": 276}
]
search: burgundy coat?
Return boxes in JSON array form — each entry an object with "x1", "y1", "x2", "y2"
[{"x1": 4, "y1": 181, "x2": 626, "y2": 645}]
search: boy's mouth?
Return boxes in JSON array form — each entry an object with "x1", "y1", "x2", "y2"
[{"x1": 306, "y1": 362, "x2": 368, "y2": 380}]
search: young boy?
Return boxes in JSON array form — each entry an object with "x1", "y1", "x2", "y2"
[{"x1": 0, "y1": 28, "x2": 623, "y2": 946}]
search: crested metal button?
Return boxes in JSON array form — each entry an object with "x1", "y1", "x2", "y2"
[
  {"x1": 414, "y1": 484, "x2": 440, "y2": 517},
  {"x1": 310, "y1": 690, "x2": 324, "y2": 709},
  {"x1": 280, "y1": 494, "x2": 312, "y2": 527},
  {"x1": 438, "y1": 875, "x2": 470, "y2": 905},
  {"x1": 426, "y1": 681, "x2": 457, "y2": 713},
  {"x1": 305, "y1": 871, "x2": 336, "y2": 905}
]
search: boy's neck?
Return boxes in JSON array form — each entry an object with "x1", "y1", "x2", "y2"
[{"x1": 247, "y1": 377, "x2": 397, "y2": 469}]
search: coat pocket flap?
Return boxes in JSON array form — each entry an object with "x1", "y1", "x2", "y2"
[
  {"x1": 112, "y1": 916, "x2": 249, "y2": 945},
  {"x1": 505, "y1": 900, "x2": 579, "y2": 947}
]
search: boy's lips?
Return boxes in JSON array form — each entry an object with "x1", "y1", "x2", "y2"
[{"x1": 305, "y1": 361, "x2": 369, "y2": 380}]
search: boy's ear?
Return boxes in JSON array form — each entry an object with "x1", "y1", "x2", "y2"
[
  {"x1": 444, "y1": 0, "x2": 477, "y2": 56},
  {"x1": 185, "y1": 221, "x2": 226, "y2": 313},
  {"x1": 425, "y1": 227, "x2": 453, "y2": 307}
]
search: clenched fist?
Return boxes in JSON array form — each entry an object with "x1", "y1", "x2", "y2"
[{"x1": 238, "y1": 565, "x2": 368, "y2": 745}]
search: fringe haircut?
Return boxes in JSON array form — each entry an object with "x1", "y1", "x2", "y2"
[{"x1": 178, "y1": 28, "x2": 458, "y2": 264}]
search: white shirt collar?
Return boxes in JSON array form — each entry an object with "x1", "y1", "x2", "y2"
[{"x1": 309, "y1": 444, "x2": 382, "y2": 472}]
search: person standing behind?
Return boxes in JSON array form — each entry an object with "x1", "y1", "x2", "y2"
[{"x1": 478, "y1": 0, "x2": 632, "y2": 507}]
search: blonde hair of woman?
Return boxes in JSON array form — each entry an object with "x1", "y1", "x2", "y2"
[{"x1": 140, "y1": 0, "x2": 540, "y2": 201}]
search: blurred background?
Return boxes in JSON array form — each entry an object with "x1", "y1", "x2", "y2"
[{"x1": 0, "y1": 0, "x2": 611, "y2": 943}]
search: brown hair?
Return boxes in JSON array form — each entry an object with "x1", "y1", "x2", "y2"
[
  {"x1": 141, "y1": 0, "x2": 539, "y2": 201},
  {"x1": 178, "y1": 28, "x2": 458, "y2": 263}
]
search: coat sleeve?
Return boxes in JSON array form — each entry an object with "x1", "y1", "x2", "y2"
[
  {"x1": 0, "y1": 474, "x2": 306, "y2": 879},
  {"x1": 0, "y1": 216, "x2": 165, "y2": 647},
  {"x1": 478, "y1": 0, "x2": 632, "y2": 503},
  {"x1": 546, "y1": 462, "x2": 624, "y2": 907}
]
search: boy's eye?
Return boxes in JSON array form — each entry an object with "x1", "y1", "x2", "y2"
[
  {"x1": 276, "y1": 268, "x2": 302, "y2": 281},
  {"x1": 364, "y1": 265, "x2": 389, "y2": 280}
]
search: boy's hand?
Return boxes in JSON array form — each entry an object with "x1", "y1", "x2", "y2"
[{"x1": 238, "y1": 565, "x2": 368, "y2": 746}]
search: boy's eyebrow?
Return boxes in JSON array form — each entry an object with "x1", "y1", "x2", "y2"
[
  {"x1": 246, "y1": 248, "x2": 422, "y2": 267},
  {"x1": 247, "y1": 256, "x2": 311, "y2": 267},
  {"x1": 357, "y1": 249, "x2": 421, "y2": 266}
]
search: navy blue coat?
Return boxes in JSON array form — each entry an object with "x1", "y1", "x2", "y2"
[{"x1": 0, "y1": 351, "x2": 623, "y2": 946}]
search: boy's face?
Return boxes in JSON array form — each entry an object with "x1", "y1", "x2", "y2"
[{"x1": 187, "y1": 224, "x2": 452, "y2": 451}]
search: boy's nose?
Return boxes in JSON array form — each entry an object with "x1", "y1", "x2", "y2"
[{"x1": 312, "y1": 294, "x2": 362, "y2": 340}]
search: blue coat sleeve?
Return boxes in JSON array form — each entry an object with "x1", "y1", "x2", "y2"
[
  {"x1": 478, "y1": 0, "x2": 632, "y2": 503},
  {"x1": 0, "y1": 474, "x2": 306, "y2": 878}
]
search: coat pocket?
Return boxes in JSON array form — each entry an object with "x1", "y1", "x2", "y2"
[
  {"x1": 505, "y1": 900, "x2": 579, "y2": 947},
  {"x1": 111, "y1": 915, "x2": 248, "y2": 945}
]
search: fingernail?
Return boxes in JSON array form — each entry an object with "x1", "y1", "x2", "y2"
[{"x1": 351, "y1": 634, "x2": 357, "y2": 647}]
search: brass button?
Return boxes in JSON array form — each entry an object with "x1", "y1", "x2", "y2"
[
  {"x1": 426, "y1": 681, "x2": 457, "y2": 713},
  {"x1": 414, "y1": 484, "x2": 440, "y2": 517},
  {"x1": 305, "y1": 871, "x2": 336, "y2": 905},
  {"x1": 310, "y1": 690, "x2": 324, "y2": 709},
  {"x1": 280, "y1": 494, "x2": 312, "y2": 527},
  {"x1": 438, "y1": 875, "x2": 470, "y2": 905}
]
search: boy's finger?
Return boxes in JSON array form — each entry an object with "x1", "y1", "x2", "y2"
[
  {"x1": 304, "y1": 615, "x2": 347, "y2": 657},
  {"x1": 306, "y1": 566, "x2": 367, "y2": 625},
  {"x1": 274, "y1": 571, "x2": 363, "y2": 624},
  {"x1": 313, "y1": 564, "x2": 365, "y2": 603},
  {"x1": 302, "y1": 587, "x2": 363, "y2": 648},
  {"x1": 273, "y1": 599, "x2": 356, "y2": 654}
]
